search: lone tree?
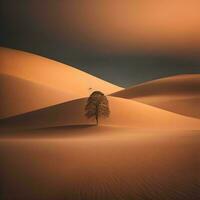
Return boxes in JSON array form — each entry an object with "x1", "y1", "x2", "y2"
[{"x1": 85, "y1": 91, "x2": 110, "y2": 125}]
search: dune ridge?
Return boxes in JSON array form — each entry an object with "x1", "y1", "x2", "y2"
[
  {"x1": 112, "y1": 74, "x2": 200, "y2": 118},
  {"x1": 0, "y1": 47, "x2": 122, "y2": 118},
  {"x1": 1, "y1": 96, "x2": 200, "y2": 133},
  {"x1": 0, "y1": 47, "x2": 122, "y2": 95}
]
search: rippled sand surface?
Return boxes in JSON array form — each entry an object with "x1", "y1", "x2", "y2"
[{"x1": 0, "y1": 129, "x2": 199, "y2": 200}]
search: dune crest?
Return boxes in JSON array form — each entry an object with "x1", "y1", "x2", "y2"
[
  {"x1": 0, "y1": 47, "x2": 121, "y2": 95},
  {"x1": 112, "y1": 74, "x2": 200, "y2": 118},
  {"x1": 0, "y1": 47, "x2": 122, "y2": 118},
  {"x1": 1, "y1": 96, "x2": 200, "y2": 132}
]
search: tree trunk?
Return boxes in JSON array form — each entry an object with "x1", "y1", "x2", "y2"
[
  {"x1": 96, "y1": 105, "x2": 99, "y2": 126},
  {"x1": 96, "y1": 115, "x2": 98, "y2": 125}
]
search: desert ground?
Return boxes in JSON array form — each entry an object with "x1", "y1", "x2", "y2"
[
  {"x1": 0, "y1": 128, "x2": 199, "y2": 200},
  {"x1": 0, "y1": 47, "x2": 199, "y2": 200}
]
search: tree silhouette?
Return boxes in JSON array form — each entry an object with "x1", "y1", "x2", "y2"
[{"x1": 85, "y1": 91, "x2": 110, "y2": 125}]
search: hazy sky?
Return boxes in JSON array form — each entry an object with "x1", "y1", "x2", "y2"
[{"x1": 1, "y1": 0, "x2": 200, "y2": 87}]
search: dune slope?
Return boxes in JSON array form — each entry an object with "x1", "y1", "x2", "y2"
[
  {"x1": 0, "y1": 47, "x2": 122, "y2": 118},
  {"x1": 0, "y1": 47, "x2": 121, "y2": 95},
  {"x1": 0, "y1": 74, "x2": 76, "y2": 119},
  {"x1": 112, "y1": 74, "x2": 200, "y2": 118},
  {"x1": 1, "y1": 96, "x2": 200, "y2": 132}
]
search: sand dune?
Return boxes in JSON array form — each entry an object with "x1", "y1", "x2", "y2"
[
  {"x1": 0, "y1": 74, "x2": 76, "y2": 119},
  {"x1": 0, "y1": 47, "x2": 122, "y2": 118},
  {"x1": 1, "y1": 96, "x2": 200, "y2": 133},
  {"x1": 0, "y1": 47, "x2": 121, "y2": 95},
  {"x1": 0, "y1": 47, "x2": 199, "y2": 200},
  {"x1": 112, "y1": 74, "x2": 200, "y2": 118}
]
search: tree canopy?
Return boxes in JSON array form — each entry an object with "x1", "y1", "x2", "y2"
[{"x1": 85, "y1": 91, "x2": 110, "y2": 125}]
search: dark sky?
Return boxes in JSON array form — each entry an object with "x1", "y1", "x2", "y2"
[{"x1": 1, "y1": 0, "x2": 200, "y2": 87}]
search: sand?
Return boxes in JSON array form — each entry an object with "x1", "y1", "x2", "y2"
[
  {"x1": 0, "y1": 48, "x2": 199, "y2": 200},
  {"x1": 112, "y1": 74, "x2": 200, "y2": 118},
  {"x1": 0, "y1": 47, "x2": 122, "y2": 118},
  {"x1": 1, "y1": 96, "x2": 200, "y2": 133},
  {"x1": 0, "y1": 73, "x2": 75, "y2": 119},
  {"x1": 0, "y1": 127, "x2": 199, "y2": 200}
]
